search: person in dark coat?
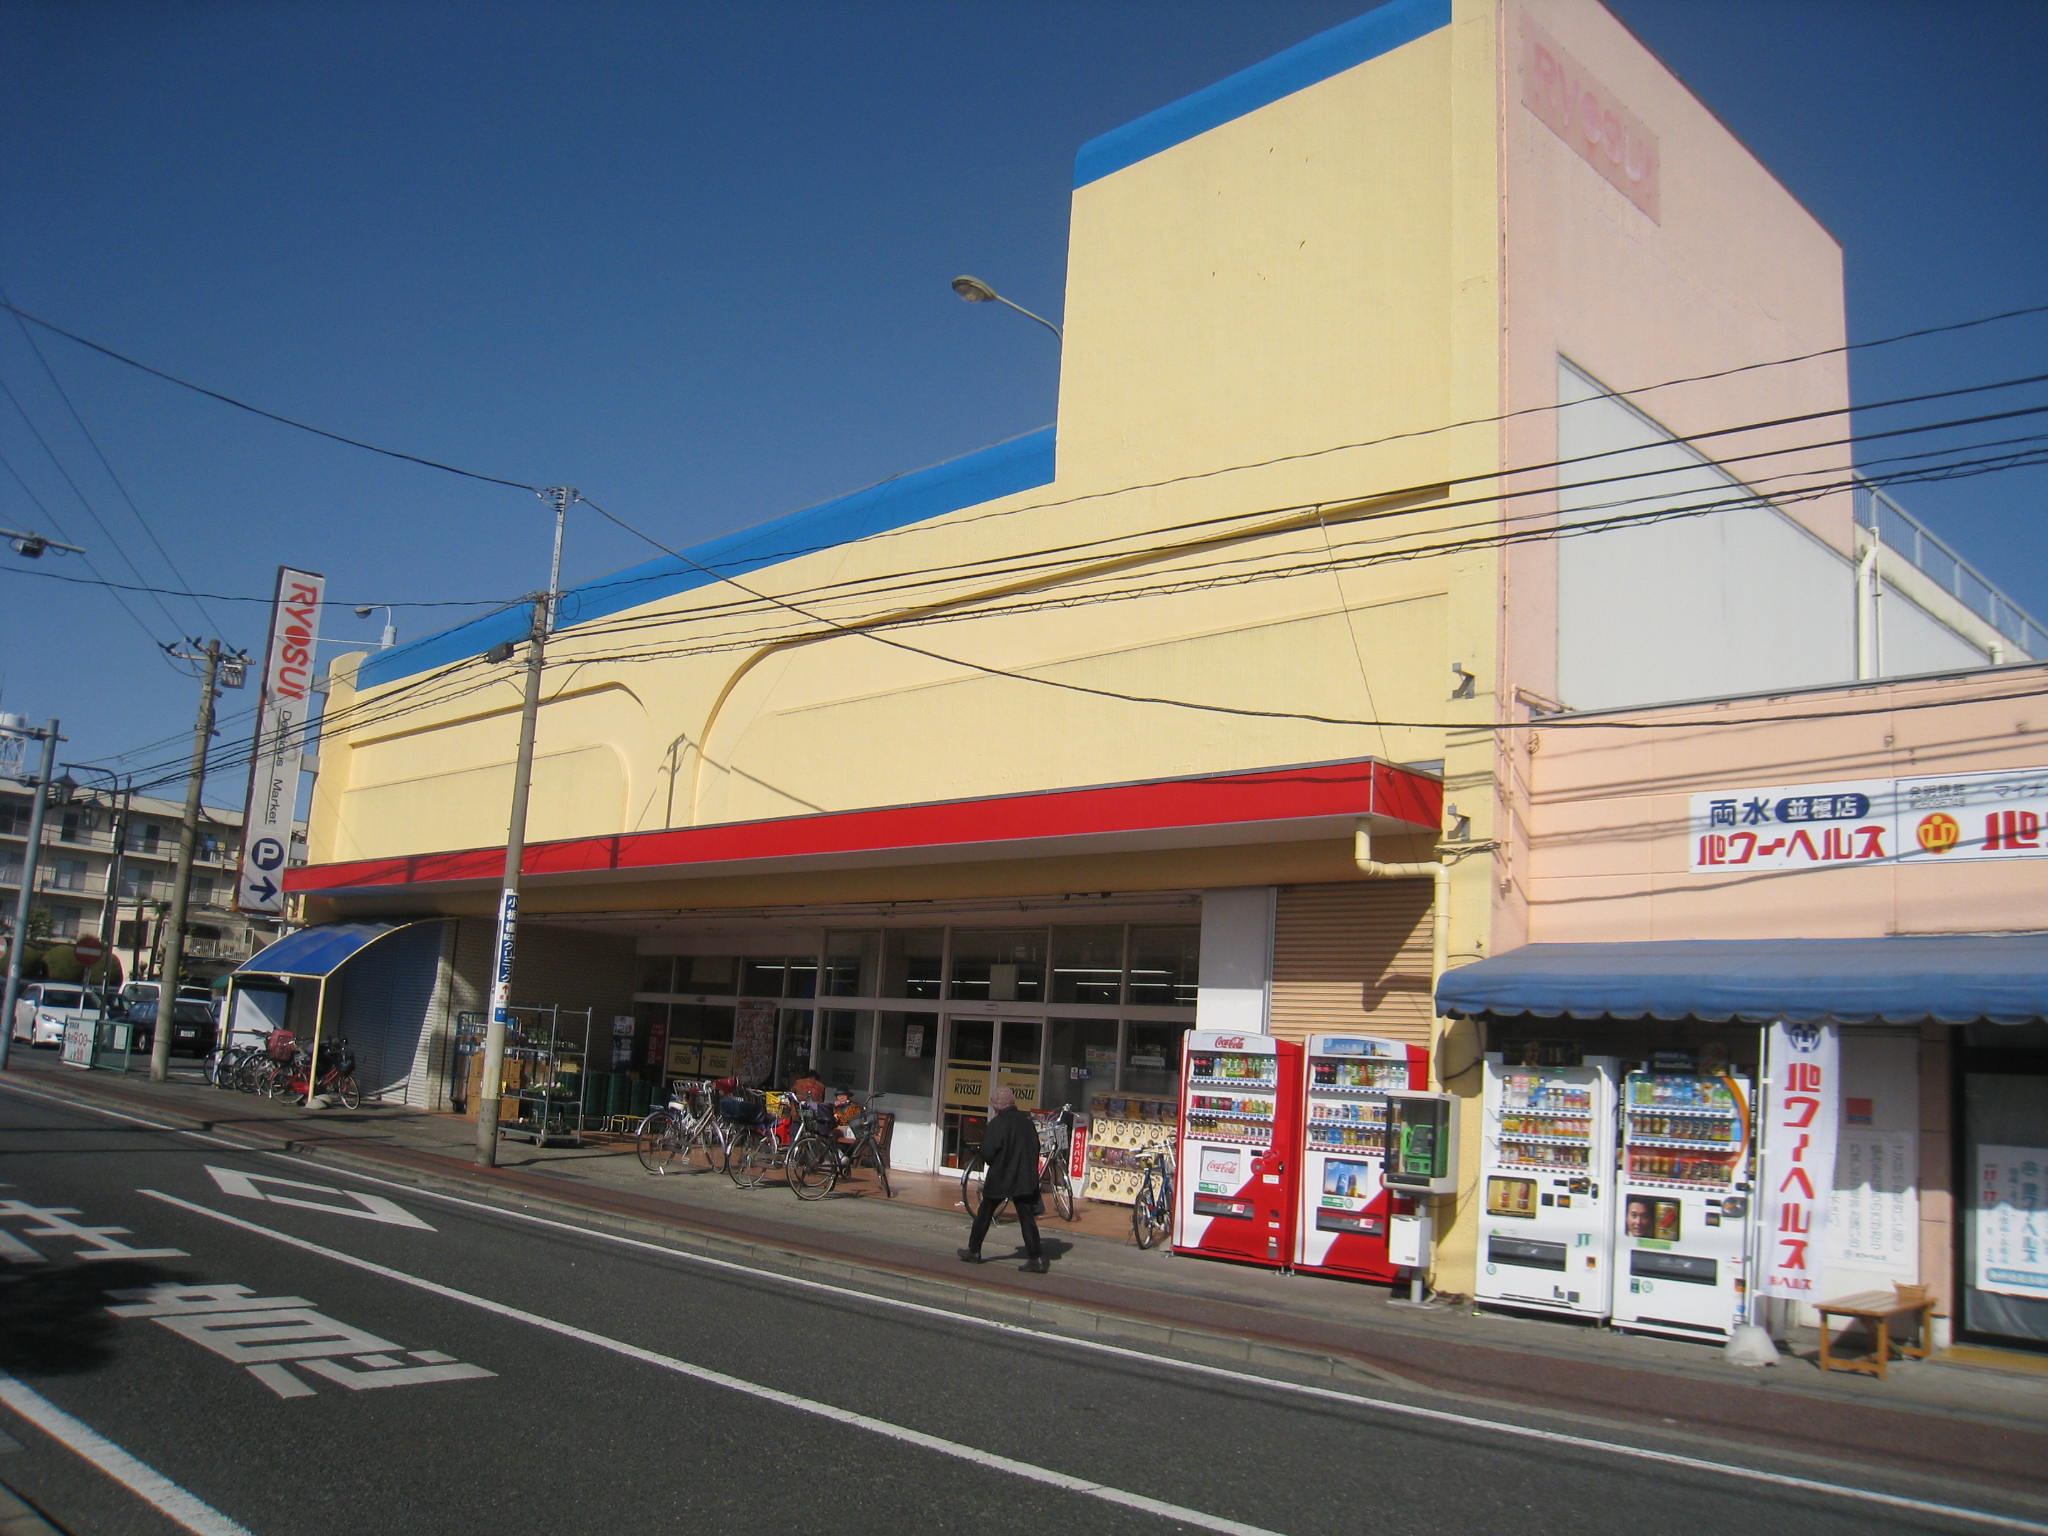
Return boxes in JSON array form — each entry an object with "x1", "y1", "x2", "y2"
[{"x1": 959, "y1": 1086, "x2": 1048, "y2": 1272}]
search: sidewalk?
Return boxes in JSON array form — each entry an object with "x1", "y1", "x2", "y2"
[{"x1": 7, "y1": 1051, "x2": 2047, "y2": 1501}]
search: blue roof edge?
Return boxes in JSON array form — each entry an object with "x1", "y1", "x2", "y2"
[
  {"x1": 356, "y1": 426, "x2": 1057, "y2": 690},
  {"x1": 1072, "y1": 0, "x2": 1453, "y2": 190}
]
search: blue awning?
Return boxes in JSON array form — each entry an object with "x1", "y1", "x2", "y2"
[
  {"x1": 235, "y1": 921, "x2": 429, "y2": 981},
  {"x1": 1436, "y1": 936, "x2": 2048, "y2": 1027}
]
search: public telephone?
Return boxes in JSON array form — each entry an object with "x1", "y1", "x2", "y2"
[{"x1": 1383, "y1": 1090, "x2": 1458, "y2": 1194}]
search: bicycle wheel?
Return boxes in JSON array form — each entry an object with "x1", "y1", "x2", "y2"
[
  {"x1": 790, "y1": 1135, "x2": 838, "y2": 1200},
  {"x1": 728, "y1": 1128, "x2": 775, "y2": 1188},
  {"x1": 263, "y1": 1063, "x2": 297, "y2": 1101},
  {"x1": 335, "y1": 1075, "x2": 362, "y2": 1111},
  {"x1": 693, "y1": 1116, "x2": 733, "y2": 1173},
  {"x1": 636, "y1": 1110, "x2": 684, "y2": 1174},
  {"x1": 854, "y1": 1135, "x2": 892, "y2": 1200},
  {"x1": 959, "y1": 1155, "x2": 985, "y2": 1212},
  {"x1": 1049, "y1": 1158, "x2": 1076, "y2": 1221},
  {"x1": 1132, "y1": 1173, "x2": 1166, "y2": 1249}
]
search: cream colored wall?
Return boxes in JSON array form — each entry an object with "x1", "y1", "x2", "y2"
[{"x1": 311, "y1": 9, "x2": 1506, "y2": 875}]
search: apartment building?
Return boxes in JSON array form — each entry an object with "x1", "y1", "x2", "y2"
[{"x1": 0, "y1": 779, "x2": 305, "y2": 984}]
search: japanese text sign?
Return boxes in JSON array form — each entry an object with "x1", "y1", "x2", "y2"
[
  {"x1": 1760, "y1": 1020, "x2": 1840, "y2": 1299},
  {"x1": 1692, "y1": 767, "x2": 2048, "y2": 873}
]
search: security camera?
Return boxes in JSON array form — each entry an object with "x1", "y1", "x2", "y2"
[{"x1": 13, "y1": 537, "x2": 45, "y2": 559}]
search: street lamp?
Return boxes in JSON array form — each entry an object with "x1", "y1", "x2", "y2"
[
  {"x1": 351, "y1": 605, "x2": 397, "y2": 649},
  {"x1": 950, "y1": 274, "x2": 1063, "y2": 342},
  {"x1": 1, "y1": 527, "x2": 85, "y2": 561},
  {"x1": 60, "y1": 763, "x2": 134, "y2": 992}
]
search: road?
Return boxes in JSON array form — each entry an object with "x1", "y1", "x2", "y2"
[{"x1": 3, "y1": 1086, "x2": 2043, "y2": 1536}]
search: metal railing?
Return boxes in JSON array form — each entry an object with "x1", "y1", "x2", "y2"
[{"x1": 1858, "y1": 481, "x2": 2046, "y2": 660}]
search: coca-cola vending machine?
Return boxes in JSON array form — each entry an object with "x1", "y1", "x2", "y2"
[
  {"x1": 1294, "y1": 1033, "x2": 1429, "y2": 1284},
  {"x1": 1173, "y1": 1030, "x2": 1303, "y2": 1270}
]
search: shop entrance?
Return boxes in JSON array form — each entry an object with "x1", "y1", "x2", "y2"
[
  {"x1": 940, "y1": 1016, "x2": 1043, "y2": 1167},
  {"x1": 1958, "y1": 1022, "x2": 2048, "y2": 1349}
]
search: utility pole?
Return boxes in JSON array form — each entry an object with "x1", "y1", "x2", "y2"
[
  {"x1": 476, "y1": 486, "x2": 574, "y2": 1167},
  {"x1": 63, "y1": 764, "x2": 132, "y2": 992},
  {"x1": 0, "y1": 717, "x2": 61, "y2": 1073},
  {"x1": 153, "y1": 639, "x2": 242, "y2": 1083}
]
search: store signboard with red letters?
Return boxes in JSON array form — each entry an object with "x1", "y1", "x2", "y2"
[
  {"x1": 1690, "y1": 767, "x2": 2048, "y2": 873},
  {"x1": 1760, "y1": 1020, "x2": 1841, "y2": 1300}
]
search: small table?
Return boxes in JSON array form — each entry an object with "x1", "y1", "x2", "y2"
[{"x1": 1815, "y1": 1288, "x2": 1934, "y2": 1379}]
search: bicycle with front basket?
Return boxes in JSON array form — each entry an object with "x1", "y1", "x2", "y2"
[
  {"x1": 786, "y1": 1093, "x2": 893, "y2": 1201},
  {"x1": 959, "y1": 1102, "x2": 1076, "y2": 1221},
  {"x1": 634, "y1": 1078, "x2": 733, "y2": 1175},
  {"x1": 1130, "y1": 1140, "x2": 1176, "y2": 1250}
]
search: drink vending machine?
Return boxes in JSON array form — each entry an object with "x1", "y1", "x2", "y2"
[
  {"x1": 1174, "y1": 1030, "x2": 1303, "y2": 1270},
  {"x1": 1475, "y1": 1053, "x2": 1620, "y2": 1319},
  {"x1": 1294, "y1": 1033, "x2": 1429, "y2": 1283},
  {"x1": 1609, "y1": 1070, "x2": 1754, "y2": 1341}
]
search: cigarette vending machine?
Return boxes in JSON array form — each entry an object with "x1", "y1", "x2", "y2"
[
  {"x1": 1294, "y1": 1034, "x2": 1429, "y2": 1284},
  {"x1": 1174, "y1": 1031, "x2": 1303, "y2": 1270},
  {"x1": 1475, "y1": 1053, "x2": 1620, "y2": 1319},
  {"x1": 1610, "y1": 1070, "x2": 1754, "y2": 1341}
]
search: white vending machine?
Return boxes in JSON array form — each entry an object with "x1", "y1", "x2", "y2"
[
  {"x1": 1475, "y1": 1053, "x2": 1620, "y2": 1320},
  {"x1": 1610, "y1": 1069, "x2": 1754, "y2": 1341}
]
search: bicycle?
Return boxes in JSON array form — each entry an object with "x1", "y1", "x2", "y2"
[
  {"x1": 787, "y1": 1094, "x2": 893, "y2": 1201},
  {"x1": 724, "y1": 1088, "x2": 794, "y2": 1189},
  {"x1": 268, "y1": 1037, "x2": 361, "y2": 1110},
  {"x1": 959, "y1": 1102, "x2": 1077, "y2": 1221},
  {"x1": 1131, "y1": 1140, "x2": 1176, "y2": 1250},
  {"x1": 634, "y1": 1079, "x2": 732, "y2": 1175}
]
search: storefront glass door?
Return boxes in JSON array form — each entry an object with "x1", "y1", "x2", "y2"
[{"x1": 940, "y1": 1016, "x2": 1043, "y2": 1166}]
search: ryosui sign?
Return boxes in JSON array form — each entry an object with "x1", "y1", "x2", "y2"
[{"x1": 237, "y1": 567, "x2": 325, "y2": 915}]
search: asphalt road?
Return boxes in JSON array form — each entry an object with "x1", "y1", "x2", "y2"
[{"x1": 4, "y1": 1090, "x2": 2044, "y2": 1536}]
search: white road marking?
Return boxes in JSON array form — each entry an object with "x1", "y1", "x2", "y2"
[
  {"x1": 141, "y1": 1189, "x2": 1281, "y2": 1536},
  {"x1": 0, "y1": 1370, "x2": 256, "y2": 1536},
  {"x1": 204, "y1": 1166, "x2": 434, "y2": 1229}
]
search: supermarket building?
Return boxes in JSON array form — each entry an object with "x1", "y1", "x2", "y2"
[{"x1": 274, "y1": 0, "x2": 2047, "y2": 1349}]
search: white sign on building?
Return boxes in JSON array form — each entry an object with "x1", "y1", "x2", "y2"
[
  {"x1": 1690, "y1": 767, "x2": 2048, "y2": 874},
  {"x1": 237, "y1": 567, "x2": 324, "y2": 915}
]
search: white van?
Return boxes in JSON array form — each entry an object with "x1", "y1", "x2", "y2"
[{"x1": 10, "y1": 982, "x2": 107, "y2": 1048}]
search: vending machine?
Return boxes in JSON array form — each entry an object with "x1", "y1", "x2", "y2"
[
  {"x1": 1610, "y1": 1069, "x2": 1754, "y2": 1341},
  {"x1": 1475, "y1": 1053, "x2": 1620, "y2": 1320},
  {"x1": 1294, "y1": 1034, "x2": 1428, "y2": 1283},
  {"x1": 1174, "y1": 1030, "x2": 1304, "y2": 1270}
]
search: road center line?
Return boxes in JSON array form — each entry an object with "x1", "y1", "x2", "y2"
[
  {"x1": 138, "y1": 1189, "x2": 1280, "y2": 1536},
  {"x1": 0, "y1": 1371, "x2": 256, "y2": 1536}
]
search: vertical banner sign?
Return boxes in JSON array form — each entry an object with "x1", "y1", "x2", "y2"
[
  {"x1": 238, "y1": 567, "x2": 325, "y2": 915},
  {"x1": 1761, "y1": 1021, "x2": 1841, "y2": 1299},
  {"x1": 488, "y1": 890, "x2": 518, "y2": 1026}
]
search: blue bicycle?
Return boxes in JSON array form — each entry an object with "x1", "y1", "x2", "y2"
[{"x1": 1131, "y1": 1141, "x2": 1175, "y2": 1249}]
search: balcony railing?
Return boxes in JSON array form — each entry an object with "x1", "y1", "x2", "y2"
[{"x1": 1858, "y1": 481, "x2": 2047, "y2": 660}]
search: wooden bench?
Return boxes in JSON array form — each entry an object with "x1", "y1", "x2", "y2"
[{"x1": 1815, "y1": 1284, "x2": 1935, "y2": 1379}]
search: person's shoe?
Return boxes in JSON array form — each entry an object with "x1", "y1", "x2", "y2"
[
  {"x1": 956, "y1": 1248, "x2": 984, "y2": 1264},
  {"x1": 1022, "y1": 1255, "x2": 1050, "y2": 1274}
]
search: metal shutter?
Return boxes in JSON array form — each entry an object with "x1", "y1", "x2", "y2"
[
  {"x1": 328, "y1": 921, "x2": 447, "y2": 1104},
  {"x1": 1270, "y1": 881, "x2": 1435, "y2": 1045}
]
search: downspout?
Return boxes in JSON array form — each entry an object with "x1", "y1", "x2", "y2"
[{"x1": 1353, "y1": 822, "x2": 1450, "y2": 1035}]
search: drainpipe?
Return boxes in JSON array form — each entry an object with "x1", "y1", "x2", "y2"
[
  {"x1": 1353, "y1": 822, "x2": 1451, "y2": 1026},
  {"x1": 1855, "y1": 538, "x2": 1881, "y2": 681}
]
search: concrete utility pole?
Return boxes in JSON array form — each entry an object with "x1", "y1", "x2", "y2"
[
  {"x1": 63, "y1": 763, "x2": 133, "y2": 993},
  {"x1": 476, "y1": 486, "x2": 575, "y2": 1167},
  {"x1": 153, "y1": 639, "x2": 242, "y2": 1083},
  {"x1": 0, "y1": 718, "x2": 61, "y2": 1073}
]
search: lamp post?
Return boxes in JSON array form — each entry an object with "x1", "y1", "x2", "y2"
[
  {"x1": 0, "y1": 717, "x2": 62, "y2": 1072},
  {"x1": 350, "y1": 604, "x2": 398, "y2": 649},
  {"x1": 950, "y1": 274, "x2": 1063, "y2": 342},
  {"x1": 476, "y1": 486, "x2": 577, "y2": 1167},
  {"x1": 59, "y1": 762, "x2": 132, "y2": 993}
]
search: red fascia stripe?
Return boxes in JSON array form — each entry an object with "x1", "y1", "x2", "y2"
[{"x1": 287, "y1": 757, "x2": 1440, "y2": 894}]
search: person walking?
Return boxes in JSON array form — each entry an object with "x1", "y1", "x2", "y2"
[{"x1": 959, "y1": 1085, "x2": 1049, "y2": 1273}]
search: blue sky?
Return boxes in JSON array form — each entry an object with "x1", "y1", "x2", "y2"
[{"x1": 2, "y1": 0, "x2": 2043, "y2": 809}]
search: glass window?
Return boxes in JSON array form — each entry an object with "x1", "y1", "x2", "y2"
[
  {"x1": 1123, "y1": 1021, "x2": 1189, "y2": 1097},
  {"x1": 776, "y1": 1009, "x2": 815, "y2": 1085},
  {"x1": 741, "y1": 957, "x2": 789, "y2": 997},
  {"x1": 815, "y1": 1009, "x2": 872, "y2": 1093},
  {"x1": 1049, "y1": 1016, "x2": 1120, "y2": 1115},
  {"x1": 1050, "y1": 926, "x2": 1124, "y2": 1004},
  {"x1": 876, "y1": 1011, "x2": 936, "y2": 1098},
  {"x1": 677, "y1": 954, "x2": 737, "y2": 995},
  {"x1": 51, "y1": 858, "x2": 87, "y2": 892},
  {"x1": 668, "y1": 1003, "x2": 736, "y2": 1078},
  {"x1": 881, "y1": 929, "x2": 944, "y2": 999},
  {"x1": 1128, "y1": 925, "x2": 1200, "y2": 1007},
  {"x1": 636, "y1": 954, "x2": 675, "y2": 994},
  {"x1": 46, "y1": 907, "x2": 79, "y2": 938},
  {"x1": 784, "y1": 955, "x2": 819, "y2": 999},
  {"x1": 823, "y1": 931, "x2": 879, "y2": 997},
  {"x1": 947, "y1": 928, "x2": 1045, "y2": 1001}
]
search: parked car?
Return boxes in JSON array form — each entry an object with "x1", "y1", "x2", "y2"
[
  {"x1": 123, "y1": 996, "x2": 218, "y2": 1057},
  {"x1": 10, "y1": 983, "x2": 107, "y2": 1048},
  {"x1": 117, "y1": 980, "x2": 217, "y2": 1018}
]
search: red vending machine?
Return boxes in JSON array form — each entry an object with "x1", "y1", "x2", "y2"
[
  {"x1": 1173, "y1": 1030, "x2": 1304, "y2": 1270},
  {"x1": 1294, "y1": 1033, "x2": 1430, "y2": 1283}
]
